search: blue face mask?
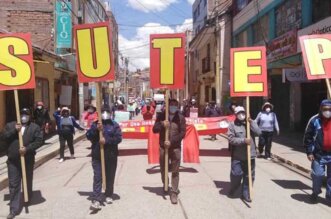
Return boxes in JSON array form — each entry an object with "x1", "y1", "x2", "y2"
[{"x1": 169, "y1": 106, "x2": 178, "y2": 114}]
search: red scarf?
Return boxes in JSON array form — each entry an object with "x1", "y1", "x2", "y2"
[{"x1": 323, "y1": 118, "x2": 331, "y2": 151}]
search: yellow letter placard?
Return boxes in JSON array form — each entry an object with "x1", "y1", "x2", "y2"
[
  {"x1": 0, "y1": 33, "x2": 35, "y2": 90},
  {"x1": 299, "y1": 34, "x2": 331, "y2": 80},
  {"x1": 74, "y1": 22, "x2": 114, "y2": 83},
  {"x1": 230, "y1": 47, "x2": 267, "y2": 97},
  {"x1": 150, "y1": 33, "x2": 185, "y2": 89}
]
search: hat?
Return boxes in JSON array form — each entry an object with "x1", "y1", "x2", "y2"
[
  {"x1": 234, "y1": 106, "x2": 245, "y2": 114},
  {"x1": 321, "y1": 99, "x2": 331, "y2": 107},
  {"x1": 262, "y1": 102, "x2": 273, "y2": 110},
  {"x1": 20, "y1": 108, "x2": 31, "y2": 115},
  {"x1": 61, "y1": 107, "x2": 70, "y2": 114},
  {"x1": 36, "y1": 101, "x2": 44, "y2": 106}
]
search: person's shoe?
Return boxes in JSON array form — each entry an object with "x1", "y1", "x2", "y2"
[
  {"x1": 170, "y1": 193, "x2": 178, "y2": 204},
  {"x1": 105, "y1": 197, "x2": 113, "y2": 204},
  {"x1": 241, "y1": 195, "x2": 252, "y2": 203},
  {"x1": 7, "y1": 212, "x2": 16, "y2": 219},
  {"x1": 59, "y1": 158, "x2": 64, "y2": 163},
  {"x1": 70, "y1": 154, "x2": 75, "y2": 159},
  {"x1": 266, "y1": 157, "x2": 272, "y2": 161},
  {"x1": 310, "y1": 193, "x2": 318, "y2": 203},
  {"x1": 90, "y1": 201, "x2": 102, "y2": 211}
]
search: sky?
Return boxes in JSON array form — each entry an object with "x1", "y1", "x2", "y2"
[{"x1": 108, "y1": 0, "x2": 194, "y2": 71}]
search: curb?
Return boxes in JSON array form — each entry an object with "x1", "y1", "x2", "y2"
[
  {"x1": 271, "y1": 153, "x2": 311, "y2": 178},
  {"x1": 0, "y1": 134, "x2": 86, "y2": 191}
]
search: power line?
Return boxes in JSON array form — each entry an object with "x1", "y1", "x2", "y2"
[{"x1": 119, "y1": 43, "x2": 149, "y2": 51}]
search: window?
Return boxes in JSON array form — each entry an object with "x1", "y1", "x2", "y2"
[
  {"x1": 312, "y1": 0, "x2": 331, "y2": 23},
  {"x1": 252, "y1": 15, "x2": 269, "y2": 44},
  {"x1": 35, "y1": 78, "x2": 50, "y2": 108},
  {"x1": 275, "y1": 0, "x2": 302, "y2": 37},
  {"x1": 234, "y1": 30, "x2": 247, "y2": 47}
]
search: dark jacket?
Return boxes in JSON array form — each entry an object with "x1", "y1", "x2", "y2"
[
  {"x1": 86, "y1": 120, "x2": 122, "y2": 160},
  {"x1": 0, "y1": 121, "x2": 43, "y2": 161},
  {"x1": 33, "y1": 108, "x2": 50, "y2": 127},
  {"x1": 205, "y1": 106, "x2": 221, "y2": 117},
  {"x1": 53, "y1": 111, "x2": 84, "y2": 135},
  {"x1": 228, "y1": 119, "x2": 261, "y2": 160},
  {"x1": 153, "y1": 111, "x2": 186, "y2": 149},
  {"x1": 303, "y1": 114, "x2": 330, "y2": 159}
]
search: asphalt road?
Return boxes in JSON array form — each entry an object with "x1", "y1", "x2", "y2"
[{"x1": 0, "y1": 136, "x2": 330, "y2": 219}]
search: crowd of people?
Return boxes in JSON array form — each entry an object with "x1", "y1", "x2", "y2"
[{"x1": 1, "y1": 97, "x2": 331, "y2": 218}]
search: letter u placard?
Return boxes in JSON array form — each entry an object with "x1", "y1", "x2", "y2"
[{"x1": 74, "y1": 22, "x2": 114, "y2": 83}]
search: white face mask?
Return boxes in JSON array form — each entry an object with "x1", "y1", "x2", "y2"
[
  {"x1": 237, "y1": 113, "x2": 246, "y2": 121},
  {"x1": 21, "y1": 115, "x2": 30, "y2": 124},
  {"x1": 265, "y1": 108, "x2": 271, "y2": 112},
  {"x1": 37, "y1": 106, "x2": 42, "y2": 110},
  {"x1": 322, "y1": 111, "x2": 331, "y2": 119},
  {"x1": 101, "y1": 111, "x2": 111, "y2": 120}
]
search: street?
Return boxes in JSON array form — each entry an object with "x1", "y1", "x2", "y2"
[{"x1": 0, "y1": 136, "x2": 330, "y2": 219}]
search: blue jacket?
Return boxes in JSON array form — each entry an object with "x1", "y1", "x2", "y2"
[
  {"x1": 53, "y1": 111, "x2": 84, "y2": 135},
  {"x1": 86, "y1": 120, "x2": 122, "y2": 160},
  {"x1": 303, "y1": 114, "x2": 328, "y2": 159}
]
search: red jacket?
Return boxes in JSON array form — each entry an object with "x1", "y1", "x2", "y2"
[
  {"x1": 84, "y1": 112, "x2": 99, "y2": 128},
  {"x1": 141, "y1": 105, "x2": 155, "y2": 120}
]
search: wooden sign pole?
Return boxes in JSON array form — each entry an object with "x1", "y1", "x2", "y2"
[
  {"x1": 164, "y1": 89, "x2": 170, "y2": 192},
  {"x1": 325, "y1": 79, "x2": 331, "y2": 98},
  {"x1": 96, "y1": 83, "x2": 106, "y2": 190},
  {"x1": 246, "y1": 96, "x2": 253, "y2": 201},
  {"x1": 14, "y1": 90, "x2": 29, "y2": 202}
]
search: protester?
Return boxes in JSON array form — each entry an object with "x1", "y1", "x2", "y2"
[
  {"x1": 53, "y1": 107, "x2": 85, "y2": 162},
  {"x1": 255, "y1": 102, "x2": 280, "y2": 160},
  {"x1": 141, "y1": 101, "x2": 155, "y2": 120},
  {"x1": 33, "y1": 101, "x2": 50, "y2": 142},
  {"x1": 86, "y1": 105, "x2": 122, "y2": 211},
  {"x1": 184, "y1": 98, "x2": 198, "y2": 117},
  {"x1": 205, "y1": 101, "x2": 222, "y2": 141},
  {"x1": 227, "y1": 106, "x2": 261, "y2": 202},
  {"x1": 153, "y1": 99, "x2": 186, "y2": 204},
  {"x1": 304, "y1": 99, "x2": 331, "y2": 204},
  {"x1": 127, "y1": 101, "x2": 135, "y2": 120},
  {"x1": 84, "y1": 104, "x2": 98, "y2": 129},
  {"x1": 0, "y1": 108, "x2": 43, "y2": 219}
]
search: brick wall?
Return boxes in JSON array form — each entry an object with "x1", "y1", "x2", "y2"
[{"x1": 0, "y1": 0, "x2": 55, "y2": 52}]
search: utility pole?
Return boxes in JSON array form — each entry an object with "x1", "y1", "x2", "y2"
[
  {"x1": 215, "y1": 0, "x2": 221, "y2": 107},
  {"x1": 125, "y1": 58, "x2": 129, "y2": 105},
  {"x1": 185, "y1": 30, "x2": 189, "y2": 100}
]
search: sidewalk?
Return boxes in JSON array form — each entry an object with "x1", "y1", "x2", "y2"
[{"x1": 0, "y1": 132, "x2": 86, "y2": 191}]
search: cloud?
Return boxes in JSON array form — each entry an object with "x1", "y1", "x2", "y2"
[
  {"x1": 119, "y1": 20, "x2": 193, "y2": 71},
  {"x1": 187, "y1": 0, "x2": 195, "y2": 5},
  {"x1": 127, "y1": 0, "x2": 178, "y2": 12}
]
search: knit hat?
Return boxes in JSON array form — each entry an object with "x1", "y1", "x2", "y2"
[
  {"x1": 234, "y1": 106, "x2": 245, "y2": 114},
  {"x1": 321, "y1": 99, "x2": 331, "y2": 107},
  {"x1": 262, "y1": 102, "x2": 274, "y2": 110}
]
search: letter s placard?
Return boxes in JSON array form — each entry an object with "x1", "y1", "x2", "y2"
[
  {"x1": 150, "y1": 33, "x2": 185, "y2": 89},
  {"x1": 0, "y1": 33, "x2": 35, "y2": 90},
  {"x1": 74, "y1": 22, "x2": 114, "y2": 83},
  {"x1": 230, "y1": 46, "x2": 268, "y2": 97}
]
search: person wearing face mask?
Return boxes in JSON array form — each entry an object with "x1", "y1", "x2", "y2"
[
  {"x1": 84, "y1": 104, "x2": 98, "y2": 129},
  {"x1": 153, "y1": 99, "x2": 186, "y2": 204},
  {"x1": 227, "y1": 106, "x2": 261, "y2": 203},
  {"x1": 0, "y1": 108, "x2": 43, "y2": 219},
  {"x1": 86, "y1": 105, "x2": 122, "y2": 211},
  {"x1": 254, "y1": 102, "x2": 280, "y2": 160},
  {"x1": 304, "y1": 99, "x2": 331, "y2": 204},
  {"x1": 53, "y1": 107, "x2": 85, "y2": 163},
  {"x1": 33, "y1": 101, "x2": 50, "y2": 143}
]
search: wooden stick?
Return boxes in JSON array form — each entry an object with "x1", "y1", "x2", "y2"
[
  {"x1": 325, "y1": 79, "x2": 331, "y2": 99},
  {"x1": 96, "y1": 83, "x2": 106, "y2": 190},
  {"x1": 246, "y1": 96, "x2": 253, "y2": 201},
  {"x1": 14, "y1": 90, "x2": 29, "y2": 202},
  {"x1": 164, "y1": 90, "x2": 169, "y2": 192}
]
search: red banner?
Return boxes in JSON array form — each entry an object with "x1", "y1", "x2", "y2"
[
  {"x1": 74, "y1": 22, "x2": 114, "y2": 83},
  {"x1": 150, "y1": 33, "x2": 185, "y2": 89},
  {"x1": 0, "y1": 33, "x2": 35, "y2": 91},
  {"x1": 230, "y1": 46, "x2": 268, "y2": 97}
]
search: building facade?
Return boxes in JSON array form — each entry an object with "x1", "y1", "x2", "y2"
[{"x1": 232, "y1": 0, "x2": 331, "y2": 131}]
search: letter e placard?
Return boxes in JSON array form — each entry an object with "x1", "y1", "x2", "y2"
[
  {"x1": 300, "y1": 34, "x2": 331, "y2": 80},
  {"x1": 74, "y1": 22, "x2": 114, "y2": 83},
  {"x1": 0, "y1": 33, "x2": 35, "y2": 91},
  {"x1": 230, "y1": 47, "x2": 267, "y2": 97},
  {"x1": 150, "y1": 33, "x2": 185, "y2": 89}
]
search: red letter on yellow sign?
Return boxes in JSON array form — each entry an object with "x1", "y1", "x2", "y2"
[
  {"x1": 0, "y1": 34, "x2": 35, "y2": 90},
  {"x1": 230, "y1": 47, "x2": 267, "y2": 97},
  {"x1": 150, "y1": 33, "x2": 185, "y2": 89},
  {"x1": 74, "y1": 22, "x2": 114, "y2": 83},
  {"x1": 300, "y1": 34, "x2": 331, "y2": 80}
]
